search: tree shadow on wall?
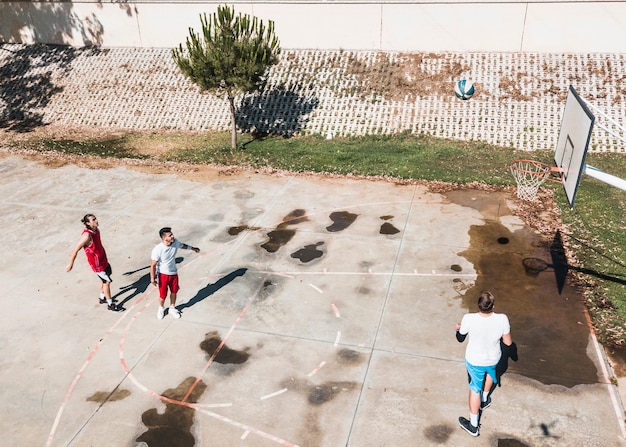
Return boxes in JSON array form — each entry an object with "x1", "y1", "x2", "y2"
[
  {"x1": 0, "y1": 44, "x2": 106, "y2": 132},
  {"x1": 0, "y1": 0, "x2": 135, "y2": 132},
  {"x1": 0, "y1": 1, "x2": 134, "y2": 46},
  {"x1": 237, "y1": 85, "x2": 319, "y2": 139}
]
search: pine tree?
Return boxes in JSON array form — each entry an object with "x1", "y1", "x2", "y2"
[{"x1": 172, "y1": 5, "x2": 281, "y2": 149}]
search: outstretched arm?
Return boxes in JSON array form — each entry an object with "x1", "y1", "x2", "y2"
[
  {"x1": 182, "y1": 242, "x2": 200, "y2": 253},
  {"x1": 66, "y1": 233, "x2": 91, "y2": 272}
]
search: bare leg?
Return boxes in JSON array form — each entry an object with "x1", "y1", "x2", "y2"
[
  {"x1": 468, "y1": 390, "x2": 481, "y2": 415},
  {"x1": 170, "y1": 292, "x2": 177, "y2": 307},
  {"x1": 484, "y1": 374, "x2": 494, "y2": 396},
  {"x1": 101, "y1": 281, "x2": 112, "y2": 301}
]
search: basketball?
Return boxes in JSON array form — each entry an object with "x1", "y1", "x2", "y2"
[{"x1": 454, "y1": 79, "x2": 475, "y2": 100}]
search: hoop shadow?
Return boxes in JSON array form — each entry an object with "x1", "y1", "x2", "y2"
[
  {"x1": 113, "y1": 257, "x2": 184, "y2": 310},
  {"x1": 523, "y1": 230, "x2": 626, "y2": 294},
  {"x1": 177, "y1": 268, "x2": 247, "y2": 311}
]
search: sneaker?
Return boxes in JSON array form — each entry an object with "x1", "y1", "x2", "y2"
[
  {"x1": 480, "y1": 396, "x2": 492, "y2": 410},
  {"x1": 99, "y1": 297, "x2": 107, "y2": 304},
  {"x1": 169, "y1": 307, "x2": 181, "y2": 319},
  {"x1": 458, "y1": 417, "x2": 479, "y2": 437},
  {"x1": 157, "y1": 307, "x2": 165, "y2": 320},
  {"x1": 107, "y1": 303, "x2": 123, "y2": 312}
]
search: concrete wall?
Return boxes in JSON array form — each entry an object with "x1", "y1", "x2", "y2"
[{"x1": 1, "y1": 1, "x2": 626, "y2": 52}]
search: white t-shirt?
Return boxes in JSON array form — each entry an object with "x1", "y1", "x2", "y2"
[
  {"x1": 151, "y1": 239, "x2": 183, "y2": 275},
  {"x1": 459, "y1": 312, "x2": 510, "y2": 366}
]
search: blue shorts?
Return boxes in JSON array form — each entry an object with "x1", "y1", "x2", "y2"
[{"x1": 465, "y1": 360, "x2": 498, "y2": 394}]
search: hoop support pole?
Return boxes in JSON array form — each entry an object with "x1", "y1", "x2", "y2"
[{"x1": 584, "y1": 165, "x2": 626, "y2": 192}]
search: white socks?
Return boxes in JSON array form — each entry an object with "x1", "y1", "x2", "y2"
[{"x1": 470, "y1": 412, "x2": 479, "y2": 427}]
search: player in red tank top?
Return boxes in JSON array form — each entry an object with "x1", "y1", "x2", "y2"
[{"x1": 66, "y1": 214, "x2": 121, "y2": 311}]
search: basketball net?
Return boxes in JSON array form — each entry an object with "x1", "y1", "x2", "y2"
[{"x1": 510, "y1": 160, "x2": 553, "y2": 201}]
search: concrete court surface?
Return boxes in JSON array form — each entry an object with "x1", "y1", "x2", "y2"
[{"x1": 1, "y1": 154, "x2": 625, "y2": 447}]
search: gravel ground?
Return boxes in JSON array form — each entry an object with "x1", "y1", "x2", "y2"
[{"x1": 1, "y1": 43, "x2": 626, "y2": 153}]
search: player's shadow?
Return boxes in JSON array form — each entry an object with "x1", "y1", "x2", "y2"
[
  {"x1": 522, "y1": 230, "x2": 626, "y2": 294},
  {"x1": 490, "y1": 340, "x2": 518, "y2": 392},
  {"x1": 113, "y1": 257, "x2": 184, "y2": 310},
  {"x1": 177, "y1": 268, "x2": 248, "y2": 311},
  {"x1": 477, "y1": 340, "x2": 518, "y2": 421}
]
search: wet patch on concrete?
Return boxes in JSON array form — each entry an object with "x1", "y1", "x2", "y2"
[
  {"x1": 135, "y1": 377, "x2": 207, "y2": 447},
  {"x1": 379, "y1": 215, "x2": 400, "y2": 235},
  {"x1": 261, "y1": 209, "x2": 308, "y2": 252},
  {"x1": 380, "y1": 222, "x2": 400, "y2": 235},
  {"x1": 86, "y1": 388, "x2": 131, "y2": 404},
  {"x1": 308, "y1": 382, "x2": 358, "y2": 405},
  {"x1": 261, "y1": 228, "x2": 296, "y2": 252},
  {"x1": 291, "y1": 241, "x2": 325, "y2": 263},
  {"x1": 423, "y1": 424, "x2": 453, "y2": 444},
  {"x1": 450, "y1": 264, "x2": 463, "y2": 272},
  {"x1": 282, "y1": 378, "x2": 359, "y2": 406},
  {"x1": 498, "y1": 438, "x2": 530, "y2": 447},
  {"x1": 336, "y1": 348, "x2": 363, "y2": 365},
  {"x1": 326, "y1": 211, "x2": 358, "y2": 232},
  {"x1": 200, "y1": 330, "x2": 250, "y2": 365},
  {"x1": 449, "y1": 189, "x2": 598, "y2": 388},
  {"x1": 227, "y1": 224, "x2": 260, "y2": 236}
]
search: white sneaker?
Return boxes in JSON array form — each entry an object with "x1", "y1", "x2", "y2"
[
  {"x1": 157, "y1": 306, "x2": 165, "y2": 320},
  {"x1": 170, "y1": 307, "x2": 181, "y2": 319}
]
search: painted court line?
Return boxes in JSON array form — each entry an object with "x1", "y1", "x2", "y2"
[
  {"x1": 334, "y1": 331, "x2": 342, "y2": 347},
  {"x1": 260, "y1": 388, "x2": 288, "y2": 400},
  {"x1": 309, "y1": 283, "x2": 324, "y2": 293},
  {"x1": 307, "y1": 361, "x2": 326, "y2": 377}
]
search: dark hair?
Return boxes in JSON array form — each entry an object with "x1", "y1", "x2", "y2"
[
  {"x1": 478, "y1": 291, "x2": 495, "y2": 313},
  {"x1": 81, "y1": 214, "x2": 95, "y2": 228},
  {"x1": 159, "y1": 227, "x2": 172, "y2": 239}
]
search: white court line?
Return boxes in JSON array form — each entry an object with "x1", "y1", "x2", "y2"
[
  {"x1": 307, "y1": 361, "x2": 326, "y2": 377},
  {"x1": 260, "y1": 388, "x2": 288, "y2": 400},
  {"x1": 334, "y1": 331, "x2": 342, "y2": 347},
  {"x1": 194, "y1": 402, "x2": 233, "y2": 408},
  {"x1": 331, "y1": 303, "x2": 341, "y2": 318},
  {"x1": 309, "y1": 283, "x2": 324, "y2": 293}
]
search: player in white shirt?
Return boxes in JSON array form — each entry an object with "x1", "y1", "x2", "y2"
[
  {"x1": 455, "y1": 291, "x2": 513, "y2": 436},
  {"x1": 150, "y1": 227, "x2": 200, "y2": 320}
]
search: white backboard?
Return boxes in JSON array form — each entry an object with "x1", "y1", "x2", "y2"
[{"x1": 554, "y1": 86, "x2": 595, "y2": 209}]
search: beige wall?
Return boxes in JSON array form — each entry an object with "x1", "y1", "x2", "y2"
[{"x1": 1, "y1": 1, "x2": 626, "y2": 52}]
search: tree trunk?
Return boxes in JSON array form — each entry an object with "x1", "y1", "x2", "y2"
[{"x1": 228, "y1": 96, "x2": 237, "y2": 150}]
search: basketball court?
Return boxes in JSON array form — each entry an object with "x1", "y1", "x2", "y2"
[{"x1": 1, "y1": 151, "x2": 625, "y2": 446}]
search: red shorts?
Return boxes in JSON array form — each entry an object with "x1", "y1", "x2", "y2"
[{"x1": 158, "y1": 273, "x2": 179, "y2": 299}]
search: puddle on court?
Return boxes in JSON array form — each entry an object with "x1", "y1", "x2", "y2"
[
  {"x1": 260, "y1": 209, "x2": 308, "y2": 252},
  {"x1": 326, "y1": 211, "x2": 358, "y2": 232},
  {"x1": 423, "y1": 424, "x2": 453, "y2": 444},
  {"x1": 86, "y1": 388, "x2": 130, "y2": 404},
  {"x1": 200, "y1": 331, "x2": 250, "y2": 364},
  {"x1": 498, "y1": 439, "x2": 530, "y2": 447},
  {"x1": 447, "y1": 190, "x2": 598, "y2": 388},
  {"x1": 379, "y1": 215, "x2": 400, "y2": 235},
  {"x1": 380, "y1": 222, "x2": 400, "y2": 235},
  {"x1": 291, "y1": 241, "x2": 325, "y2": 263},
  {"x1": 228, "y1": 224, "x2": 260, "y2": 236},
  {"x1": 135, "y1": 377, "x2": 207, "y2": 447}
]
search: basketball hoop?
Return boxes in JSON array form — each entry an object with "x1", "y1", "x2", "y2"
[
  {"x1": 510, "y1": 160, "x2": 559, "y2": 201},
  {"x1": 522, "y1": 257, "x2": 550, "y2": 277}
]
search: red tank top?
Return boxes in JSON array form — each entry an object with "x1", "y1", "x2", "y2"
[{"x1": 83, "y1": 228, "x2": 108, "y2": 272}]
